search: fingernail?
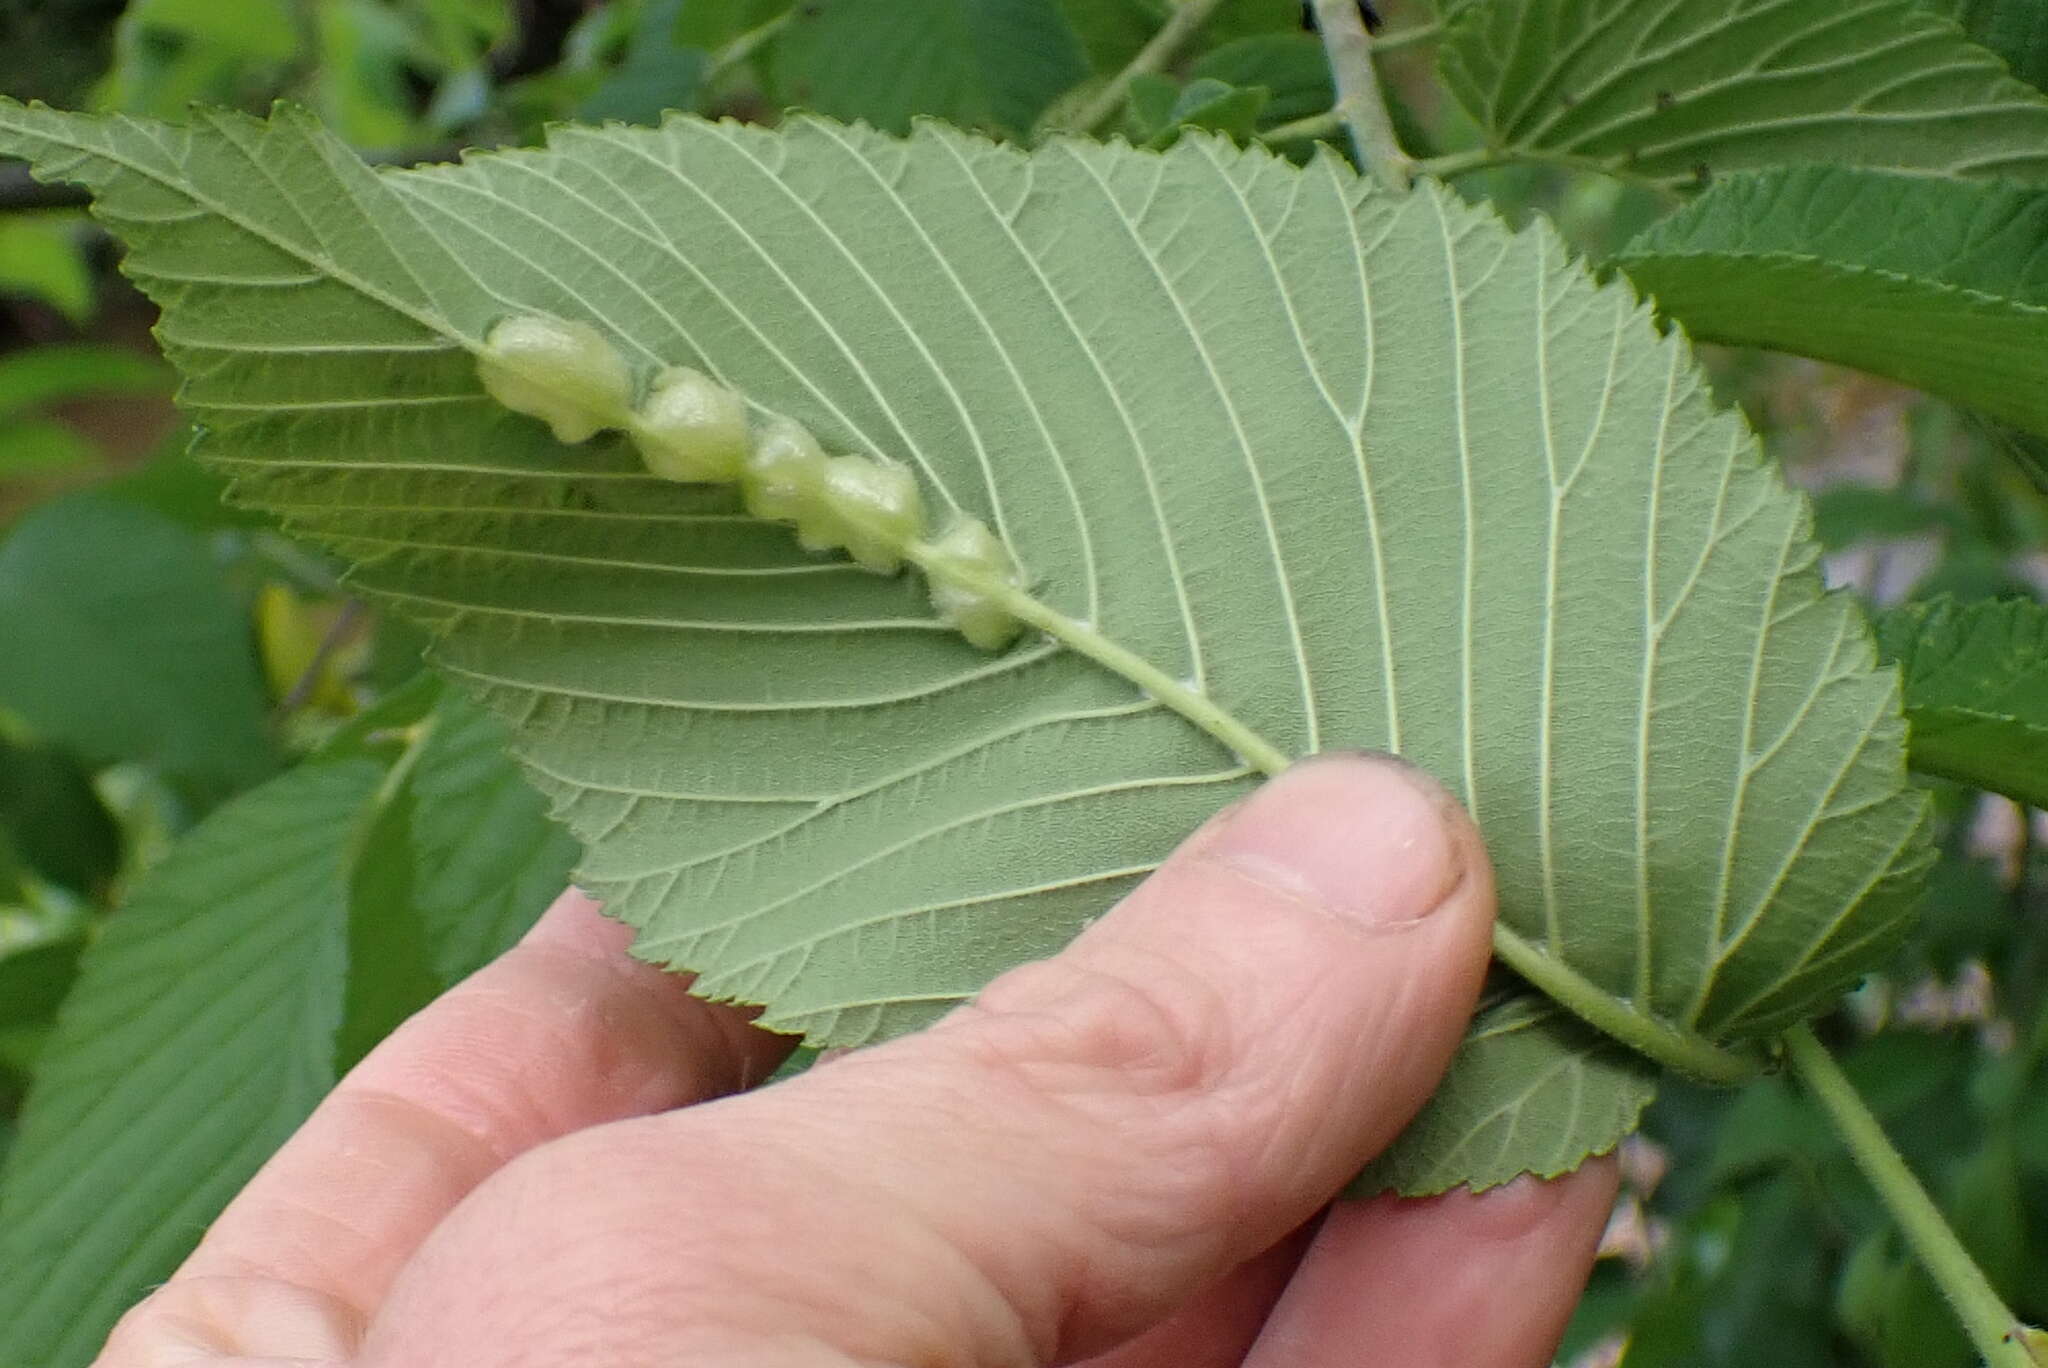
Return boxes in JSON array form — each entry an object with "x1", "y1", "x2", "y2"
[{"x1": 1207, "y1": 754, "x2": 1465, "y2": 927}]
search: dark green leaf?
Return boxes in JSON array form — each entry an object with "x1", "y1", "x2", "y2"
[
  {"x1": 768, "y1": 0, "x2": 1088, "y2": 134},
  {"x1": 1925, "y1": 0, "x2": 2048, "y2": 91},
  {"x1": 0, "y1": 493, "x2": 275, "y2": 803},
  {"x1": 577, "y1": 0, "x2": 706, "y2": 126},
  {"x1": 0, "y1": 736, "x2": 120, "y2": 897},
  {"x1": 1190, "y1": 34, "x2": 1336, "y2": 129},
  {"x1": 0, "y1": 897, "x2": 88, "y2": 1032},
  {"x1": 1877, "y1": 595, "x2": 2048, "y2": 805},
  {"x1": 0, "y1": 758, "x2": 371, "y2": 1368},
  {"x1": 1619, "y1": 168, "x2": 2048, "y2": 439},
  {"x1": 1441, "y1": 0, "x2": 2048, "y2": 184}
]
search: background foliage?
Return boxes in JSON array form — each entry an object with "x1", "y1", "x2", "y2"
[{"x1": 0, "y1": 2, "x2": 2045, "y2": 1365}]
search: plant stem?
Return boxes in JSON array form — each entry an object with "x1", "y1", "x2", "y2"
[
  {"x1": 1494, "y1": 926, "x2": 1759, "y2": 1083},
  {"x1": 1063, "y1": 0, "x2": 1230, "y2": 136},
  {"x1": 273, "y1": 598, "x2": 366, "y2": 722},
  {"x1": 1308, "y1": 0, "x2": 1412, "y2": 191},
  {"x1": 1371, "y1": 20, "x2": 1440, "y2": 52},
  {"x1": 1784, "y1": 1025, "x2": 2044, "y2": 1368},
  {"x1": 703, "y1": 9, "x2": 793, "y2": 86},
  {"x1": 1262, "y1": 109, "x2": 1345, "y2": 145},
  {"x1": 1415, "y1": 145, "x2": 1687, "y2": 204}
]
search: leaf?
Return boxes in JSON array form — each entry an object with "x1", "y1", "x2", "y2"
[
  {"x1": 1924, "y1": 0, "x2": 2048, "y2": 91},
  {"x1": 1190, "y1": 33, "x2": 1336, "y2": 130},
  {"x1": 0, "y1": 492, "x2": 276, "y2": 804},
  {"x1": 1439, "y1": 0, "x2": 2048, "y2": 185},
  {"x1": 0, "y1": 687, "x2": 574, "y2": 1368},
  {"x1": 767, "y1": 0, "x2": 1088, "y2": 134},
  {"x1": 0, "y1": 758, "x2": 370, "y2": 1368},
  {"x1": 576, "y1": 0, "x2": 706, "y2": 127},
  {"x1": 0, "y1": 102, "x2": 1934, "y2": 1191},
  {"x1": 0, "y1": 343, "x2": 170, "y2": 414},
  {"x1": 1618, "y1": 168, "x2": 2048, "y2": 440},
  {"x1": 0, "y1": 420, "x2": 95, "y2": 475},
  {"x1": 1876, "y1": 595, "x2": 2048, "y2": 805},
  {"x1": 1357, "y1": 992, "x2": 1658, "y2": 1193},
  {"x1": 0, "y1": 218, "x2": 93, "y2": 323},
  {"x1": 402, "y1": 692, "x2": 581, "y2": 979}
]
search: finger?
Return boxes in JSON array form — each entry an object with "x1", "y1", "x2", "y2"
[
  {"x1": 122, "y1": 890, "x2": 790, "y2": 1350},
  {"x1": 1077, "y1": 1225, "x2": 1315, "y2": 1368},
  {"x1": 1245, "y1": 1158, "x2": 1621, "y2": 1368},
  {"x1": 362, "y1": 752, "x2": 1496, "y2": 1367}
]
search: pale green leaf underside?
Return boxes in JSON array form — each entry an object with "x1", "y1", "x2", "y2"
[
  {"x1": 0, "y1": 102, "x2": 1931, "y2": 1191},
  {"x1": 1440, "y1": 0, "x2": 2048, "y2": 185},
  {"x1": 1619, "y1": 168, "x2": 2048, "y2": 440},
  {"x1": 1877, "y1": 595, "x2": 2048, "y2": 808}
]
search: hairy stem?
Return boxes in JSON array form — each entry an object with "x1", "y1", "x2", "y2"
[
  {"x1": 1062, "y1": 0, "x2": 1231, "y2": 136},
  {"x1": 1494, "y1": 927, "x2": 1758, "y2": 1083},
  {"x1": 1308, "y1": 0, "x2": 1412, "y2": 191},
  {"x1": 1785, "y1": 1025, "x2": 2043, "y2": 1368}
]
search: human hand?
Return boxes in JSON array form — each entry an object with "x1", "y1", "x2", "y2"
[{"x1": 98, "y1": 753, "x2": 1617, "y2": 1368}]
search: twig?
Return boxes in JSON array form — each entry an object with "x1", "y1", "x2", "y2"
[
  {"x1": 703, "y1": 9, "x2": 794, "y2": 86},
  {"x1": 1262, "y1": 109, "x2": 1345, "y2": 144},
  {"x1": 1416, "y1": 145, "x2": 1686, "y2": 203},
  {"x1": 273, "y1": 598, "x2": 367, "y2": 722},
  {"x1": 1372, "y1": 20, "x2": 1440, "y2": 52},
  {"x1": 1062, "y1": 0, "x2": 1230, "y2": 136},
  {"x1": 1785, "y1": 1026, "x2": 2043, "y2": 1367},
  {"x1": 1308, "y1": 0, "x2": 1412, "y2": 191}
]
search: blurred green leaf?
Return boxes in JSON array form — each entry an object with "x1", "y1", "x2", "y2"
[
  {"x1": 1811, "y1": 485, "x2": 1949, "y2": 551},
  {"x1": 0, "y1": 895, "x2": 88, "y2": 1032},
  {"x1": 1877, "y1": 595, "x2": 2048, "y2": 807},
  {"x1": 768, "y1": 0, "x2": 1088, "y2": 134},
  {"x1": 0, "y1": 493, "x2": 276, "y2": 804},
  {"x1": 0, "y1": 219, "x2": 93, "y2": 323},
  {"x1": 314, "y1": 0, "x2": 421, "y2": 150},
  {"x1": 675, "y1": 0, "x2": 792, "y2": 54},
  {"x1": 1620, "y1": 169, "x2": 2048, "y2": 440},
  {"x1": 1190, "y1": 33, "x2": 1334, "y2": 129},
  {"x1": 0, "y1": 344, "x2": 170, "y2": 414},
  {"x1": 125, "y1": 0, "x2": 300, "y2": 63},
  {"x1": 0, "y1": 735, "x2": 121, "y2": 898},
  {"x1": 577, "y1": 0, "x2": 705, "y2": 125},
  {"x1": 0, "y1": 422, "x2": 95, "y2": 476},
  {"x1": 1054, "y1": 0, "x2": 1161, "y2": 72}
]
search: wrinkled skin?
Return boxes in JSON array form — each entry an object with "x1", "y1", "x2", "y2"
[{"x1": 99, "y1": 754, "x2": 1614, "y2": 1368}]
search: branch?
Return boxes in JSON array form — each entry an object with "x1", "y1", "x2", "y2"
[
  {"x1": 1308, "y1": 0, "x2": 1412, "y2": 192},
  {"x1": 1785, "y1": 1026, "x2": 2044, "y2": 1367},
  {"x1": 1061, "y1": 0, "x2": 1230, "y2": 136}
]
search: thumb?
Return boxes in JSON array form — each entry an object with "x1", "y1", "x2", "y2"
[{"x1": 364, "y1": 753, "x2": 1496, "y2": 1367}]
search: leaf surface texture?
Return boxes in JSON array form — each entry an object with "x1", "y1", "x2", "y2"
[{"x1": 0, "y1": 103, "x2": 1932, "y2": 1190}]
